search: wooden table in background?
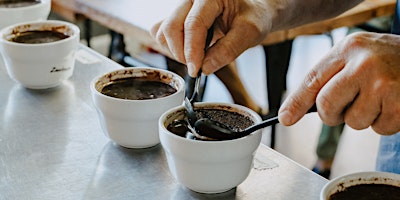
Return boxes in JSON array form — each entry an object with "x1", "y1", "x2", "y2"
[
  {"x1": 51, "y1": 0, "x2": 397, "y2": 52},
  {"x1": 263, "y1": 0, "x2": 396, "y2": 44}
]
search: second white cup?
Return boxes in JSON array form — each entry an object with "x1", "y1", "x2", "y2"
[{"x1": 91, "y1": 67, "x2": 185, "y2": 148}]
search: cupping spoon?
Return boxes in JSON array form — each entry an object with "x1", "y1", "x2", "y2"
[{"x1": 193, "y1": 104, "x2": 318, "y2": 140}]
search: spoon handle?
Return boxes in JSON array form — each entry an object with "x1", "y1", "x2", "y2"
[
  {"x1": 244, "y1": 104, "x2": 318, "y2": 134},
  {"x1": 185, "y1": 27, "x2": 215, "y2": 125},
  {"x1": 188, "y1": 26, "x2": 214, "y2": 102},
  {"x1": 185, "y1": 97, "x2": 197, "y2": 126},
  {"x1": 244, "y1": 116, "x2": 279, "y2": 134}
]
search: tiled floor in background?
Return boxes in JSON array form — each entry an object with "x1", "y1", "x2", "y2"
[{"x1": 86, "y1": 27, "x2": 380, "y2": 180}]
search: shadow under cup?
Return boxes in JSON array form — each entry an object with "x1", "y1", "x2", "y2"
[
  {"x1": 0, "y1": 20, "x2": 80, "y2": 89},
  {"x1": 91, "y1": 67, "x2": 185, "y2": 149}
]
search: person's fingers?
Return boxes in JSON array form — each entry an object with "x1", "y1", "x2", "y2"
[
  {"x1": 278, "y1": 47, "x2": 346, "y2": 125},
  {"x1": 370, "y1": 80, "x2": 400, "y2": 134},
  {"x1": 335, "y1": 60, "x2": 381, "y2": 130},
  {"x1": 150, "y1": 1, "x2": 192, "y2": 64},
  {"x1": 150, "y1": 21, "x2": 168, "y2": 51},
  {"x1": 184, "y1": 0, "x2": 220, "y2": 76},
  {"x1": 341, "y1": 91, "x2": 380, "y2": 130},
  {"x1": 372, "y1": 97, "x2": 400, "y2": 135},
  {"x1": 161, "y1": 1, "x2": 193, "y2": 64},
  {"x1": 201, "y1": 22, "x2": 261, "y2": 75},
  {"x1": 315, "y1": 62, "x2": 360, "y2": 126}
]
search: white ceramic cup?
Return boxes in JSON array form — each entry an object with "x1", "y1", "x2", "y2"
[
  {"x1": 91, "y1": 67, "x2": 185, "y2": 149},
  {"x1": 320, "y1": 171, "x2": 400, "y2": 200},
  {"x1": 0, "y1": 20, "x2": 80, "y2": 89},
  {"x1": 159, "y1": 102, "x2": 262, "y2": 194},
  {"x1": 0, "y1": 0, "x2": 51, "y2": 30}
]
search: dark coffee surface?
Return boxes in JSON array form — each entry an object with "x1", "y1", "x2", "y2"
[
  {"x1": 329, "y1": 184, "x2": 400, "y2": 200},
  {"x1": 0, "y1": 0, "x2": 40, "y2": 8},
  {"x1": 167, "y1": 109, "x2": 253, "y2": 141},
  {"x1": 101, "y1": 77, "x2": 177, "y2": 100},
  {"x1": 10, "y1": 30, "x2": 69, "y2": 44}
]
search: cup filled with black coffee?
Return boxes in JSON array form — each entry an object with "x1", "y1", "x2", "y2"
[
  {"x1": 0, "y1": 0, "x2": 51, "y2": 30},
  {"x1": 159, "y1": 102, "x2": 262, "y2": 193},
  {"x1": 320, "y1": 171, "x2": 400, "y2": 200},
  {"x1": 91, "y1": 67, "x2": 185, "y2": 148},
  {"x1": 0, "y1": 20, "x2": 80, "y2": 89}
]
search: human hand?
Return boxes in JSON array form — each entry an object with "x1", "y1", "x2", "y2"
[
  {"x1": 278, "y1": 32, "x2": 400, "y2": 135},
  {"x1": 150, "y1": 0, "x2": 272, "y2": 77}
]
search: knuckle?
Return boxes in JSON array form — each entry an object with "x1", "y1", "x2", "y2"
[
  {"x1": 316, "y1": 96, "x2": 343, "y2": 125},
  {"x1": 371, "y1": 124, "x2": 398, "y2": 135},
  {"x1": 303, "y1": 69, "x2": 323, "y2": 94},
  {"x1": 343, "y1": 109, "x2": 371, "y2": 131},
  {"x1": 345, "y1": 118, "x2": 370, "y2": 130},
  {"x1": 202, "y1": 41, "x2": 242, "y2": 73},
  {"x1": 316, "y1": 93, "x2": 336, "y2": 112},
  {"x1": 216, "y1": 41, "x2": 241, "y2": 61},
  {"x1": 371, "y1": 77, "x2": 398, "y2": 98},
  {"x1": 184, "y1": 15, "x2": 206, "y2": 31},
  {"x1": 341, "y1": 32, "x2": 370, "y2": 49},
  {"x1": 284, "y1": 95, "x2": 310, "y2": 115},
  {"x1": 372, "y1": 105, "x2": 400, "y2": 135}
]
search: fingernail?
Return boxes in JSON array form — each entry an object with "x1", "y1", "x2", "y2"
[
  {"x1": 278, "y1": 109, "x2": 294, "y2": 126},
  {"x1": 187, "y1": 63, "x2": 196, "y2": 77}
]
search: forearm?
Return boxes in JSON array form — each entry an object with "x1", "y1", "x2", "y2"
[{"x1": 265, "y1": 0, "x2": 364, "y2": 32}]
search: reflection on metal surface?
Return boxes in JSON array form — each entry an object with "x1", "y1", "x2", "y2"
[{"x1": 253, "y1": 153, "x2": 279, "y2": 170}]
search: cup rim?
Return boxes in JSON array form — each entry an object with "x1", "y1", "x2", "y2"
[
  {"x1": 320, "y1": 171, "x2": 400, "y2": 199},
  {"x1": 0, "y1": 0, "x2": 50, "y2": 11},
  {"x1": 159, "y1": 102, "x2": 263, "y2": 144},
  {"x1": 0, "y1": 19, "x2": 80, "y2": 46},
  {"x1": 90, "y1": 67, "x2": 186, "y2": 102}
]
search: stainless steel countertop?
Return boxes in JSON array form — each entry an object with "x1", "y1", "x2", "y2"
[{"x1": 0, "y1": 45, "x2": 327, "y2": 200}]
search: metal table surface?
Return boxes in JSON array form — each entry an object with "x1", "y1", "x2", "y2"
[{"x1": 0, "y1": 45, "x2": 328, "y2": 200}]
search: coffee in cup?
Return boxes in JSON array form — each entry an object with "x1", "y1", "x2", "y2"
[
  {"x1": 91, "y1": 67, "x2": 185, "y2": 148},
  {"x1": 0, "y1": 0, "x2": 41, "y2": 8},
  {"x1": 9, "y1": 29, "x2": 69, "y2": 44}
]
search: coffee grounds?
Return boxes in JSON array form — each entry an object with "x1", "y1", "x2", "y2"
[{"x1": 167, "y1": 108, "x2": 254, "y2": 141}]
